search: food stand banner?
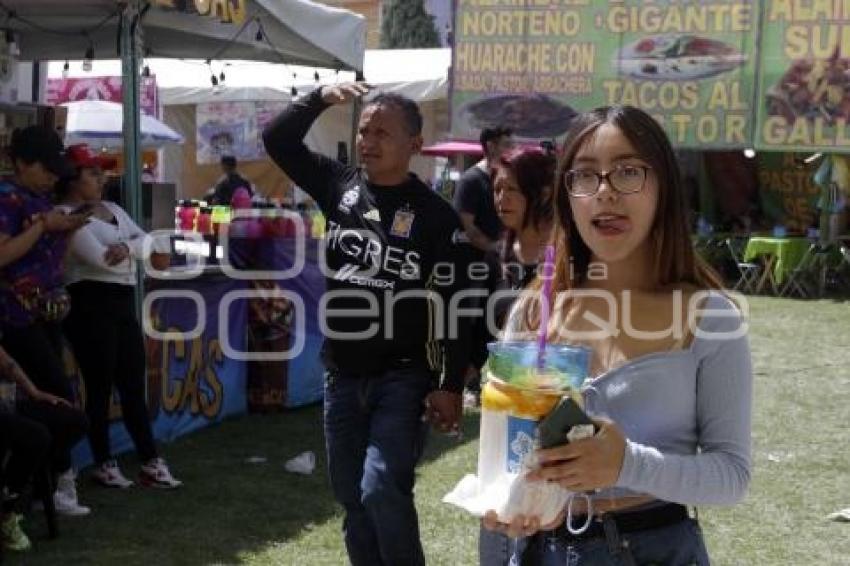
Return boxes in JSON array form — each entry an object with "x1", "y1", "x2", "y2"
[
  {"x1": 70, "y1": 275, "x2": 248, "y2": 468},
  {"x1": 46, "y1": 76, "x2": 159, "y2": 117},
  {"x1": 755, "y1": 1, "x2": 850, "y2": 151},
  {"x1": 146, "y1": 276, "x2": 250, "y2": 441},
  {"x1": 451, "y1": 0, "x2": 759, "y2": 149},
  {"x1": 196, "y1": 101, "x2": 258, "y2": 164},
  {"x1": 196, "y1": 101, "x2": 287, "y2": 164}
]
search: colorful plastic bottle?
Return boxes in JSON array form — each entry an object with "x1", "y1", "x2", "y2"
[
  {"x1": 178, "y1": 200, "x2": 198, "y2": 232},
  {"x1": 174, "y1": 201, "x2": 183, "y2": 232},
  {"x1": 230, "y1": 186, "x2": 252, "y2": 210},
  {"x1": 196, "y1": 207, "x2": 213, "y2": 235},
  {"x1": 244, "y1": 208, "x2": 263, "y2": 239},
  {"x1": 298, "y1": 210, "x2": 312, "y2": 238},
  {"x1": 311, "y1": 210, "x2": 325, "y2": 238},
  {"x1": 211, "y1": 205, "x2": 231, "y2": 237}
]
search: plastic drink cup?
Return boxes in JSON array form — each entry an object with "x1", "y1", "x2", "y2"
[
  {"x1": 487, "y1": 341, "x2": 591, "y2": 392},
  {"x1": 477, "y1": 341, "x2": 591, "y2": 490},
  {"x1": 478, "y1": 380, "x2": 561, "y2": 488}
]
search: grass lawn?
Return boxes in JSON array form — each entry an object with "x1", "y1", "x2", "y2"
[{"x1": 6, "y1": 296, "x2": 850, "y2": 565}]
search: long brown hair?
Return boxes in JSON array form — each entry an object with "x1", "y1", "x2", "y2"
[{"x1": 520, "y1": 105, "x2": 723, "y2": 331}]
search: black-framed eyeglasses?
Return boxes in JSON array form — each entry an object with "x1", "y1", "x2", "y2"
[{"x1": 564, "y1": 164, "x2": 652, "y2": 197}]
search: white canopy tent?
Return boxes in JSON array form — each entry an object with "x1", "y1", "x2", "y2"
[
  {"x1": 5, "y1": 0, "x2": 365, "y2": 71},
  {"x1": 2, "y1": 0, "x2": 366, "y2": 222},
  {"x1": 44, "y1": 49, "x2": 452, "y2": 199},
  {"x1": 44, "y1": 48, "x2": 449, "y2": 105},
  {"x1": 161, "y1": 49, "x2": 451, "y2": 199},
  {"x1": 155, "y1": 47, "x2": 449, "y2": 105}
]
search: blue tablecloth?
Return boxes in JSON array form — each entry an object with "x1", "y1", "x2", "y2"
[{"x1": 72, "y1": 238, "x2": 326, "y2": 468}]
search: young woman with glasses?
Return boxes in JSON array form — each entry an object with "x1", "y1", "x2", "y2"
[{"x1": 483, "y1": 106, "x2": 752, "y2": 565}]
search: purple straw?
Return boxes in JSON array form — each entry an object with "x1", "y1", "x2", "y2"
[{"x1": 537, "y1": 245, "x2": 556, "y2": 371}]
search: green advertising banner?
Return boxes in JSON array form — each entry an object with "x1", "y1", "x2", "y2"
[
  {"x1": 756, "y1": 152, "x2": 820, "y2": 230},
  {"x1": 755, "y1": 1, "x2": 850, "y2": 151},
  {"x1": 451, "y1": 1, "x2": 759, "y2": 148}
]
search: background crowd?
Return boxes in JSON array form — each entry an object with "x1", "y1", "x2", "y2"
[{"x1": 0, "y1": 126, "x2": 181, "y2": 554}]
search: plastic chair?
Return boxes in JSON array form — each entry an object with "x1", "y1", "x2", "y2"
[
  {"x1": 32, "y1": 465, "x2": 58, "y2": 539},
  {"x1": 0, "y1": 457, "x2": 58, "y2": 542},
  {"x1": 726, "y1": 238, "x2": 762, "y2": 293},
  {"x1": 817, "y1": 243, "x2": 850, "y2": 298},
  {"x1": 780, "y1": 244, "x2": 818, "y2": 299}
]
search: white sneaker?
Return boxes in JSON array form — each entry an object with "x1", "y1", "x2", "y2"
[
  {"x1": 91, "y1": 460, "x2": 134, "y2": 489},
  {"x1": 54, "y1": 469, "x2": 91, "y2": 516},
  {"x1": 139, "y1": 458, "x2": 182, "y2": 489}
]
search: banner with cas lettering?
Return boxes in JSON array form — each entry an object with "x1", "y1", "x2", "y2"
[{"x1": 451, "y1": 0, "x2": 759, "y2": 148}]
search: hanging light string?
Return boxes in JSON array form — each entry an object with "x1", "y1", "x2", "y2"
[
  {"x1": 207, "y1": 60, "x2": 219, "y2": 87},
  {"x1": 254, "y1": 18, "x2": 307, "y2": 96},
  {"x1": 196, "y1": 15, "x2": 324, "y2": 95},
  {"x1": 204, "y1": 11, "x2": 255, "y2": 63},
  {"x1": 0, "y1": 2, "x2": 119, "y2": 69},
  {"x1": 1, "y1": 3, "x2": 344, "y2": 91},
  {"x1": 0, "y1": 2, "x2": 119, "y2": 38},
  {"x1": 153, "y1": 57, "x2": 340, "y2": 93}
]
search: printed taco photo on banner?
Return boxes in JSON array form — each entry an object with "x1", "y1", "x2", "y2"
[
  {"x1": 459, "y1": 93, "x2": 578, "y2": 138},
  {"x1": 766, "y1": 46, "x2": 850, "y2": 127},
  {"x1": 615, "y1": 34, "x2": 748, "y2": 81}
]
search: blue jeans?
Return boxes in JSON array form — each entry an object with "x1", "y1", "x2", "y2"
[
  {"x1": 479, "y1": 524, "x2": 529, "y2": 565},
  {"x1": 521, "y1": 518, "x2": 710, "y2": 565},
  {"x1": 324, "y1": 367, "x2": 433, "y2": 566}
]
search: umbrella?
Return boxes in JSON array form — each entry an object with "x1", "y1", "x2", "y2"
[
  {"x1": 61, "y1": 100, "x2": 184, "y2": 149},
  {"x1": 420, "y1": 140, "x2": 552, "y2": 158},
  {"x1": 421, "y1": 141, "x2": 483, "y2": 157}
]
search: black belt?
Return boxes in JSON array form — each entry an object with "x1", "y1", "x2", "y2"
[{"x1": 554, "y1": 503, "x2": 690, "y2": 541}]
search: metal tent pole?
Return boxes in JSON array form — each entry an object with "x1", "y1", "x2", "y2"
[
  {"x1": 121, "y1": 2, "x2": 143, "y2": 224},
  {"x1": 120, "y1": 2, "x2": 144, "y2": 315}
]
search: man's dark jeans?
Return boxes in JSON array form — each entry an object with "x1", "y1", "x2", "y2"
[{"x1": 324, "y1": 366, "x2": 433, "y2": 566}]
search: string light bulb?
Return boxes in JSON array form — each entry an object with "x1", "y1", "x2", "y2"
[
  {"x1": 62, "y1": 60, "x2": 70, "y2": 78},
  {"x1": 291, "y1": 86, "x2": 298, "y2": 97},
  {"x1": 255, "y1": 19, "x2": 264, "y2": 42},
  {"x1": 141, "y1": 48, "x2": 152, "y2": 78},
  {"x1": 219, "y1": 71, "x2": 226, "y2": 83},
  {"x1": 314, "y1": 70, "x2": 320, "y2": 82},
  {"x1": 211, "y1": 74, "x2": 219, "y2": 87},
  {"x1": 82, "y1": 45, "x2": 94, "y2": 72},
  {"x1": 5, "y1": 30, "x2": 18, "y2": 57}
]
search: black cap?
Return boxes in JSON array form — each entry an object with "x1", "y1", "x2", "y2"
[{"x1": 9, "y1": 125, "x2": 74, "y2": 178}]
